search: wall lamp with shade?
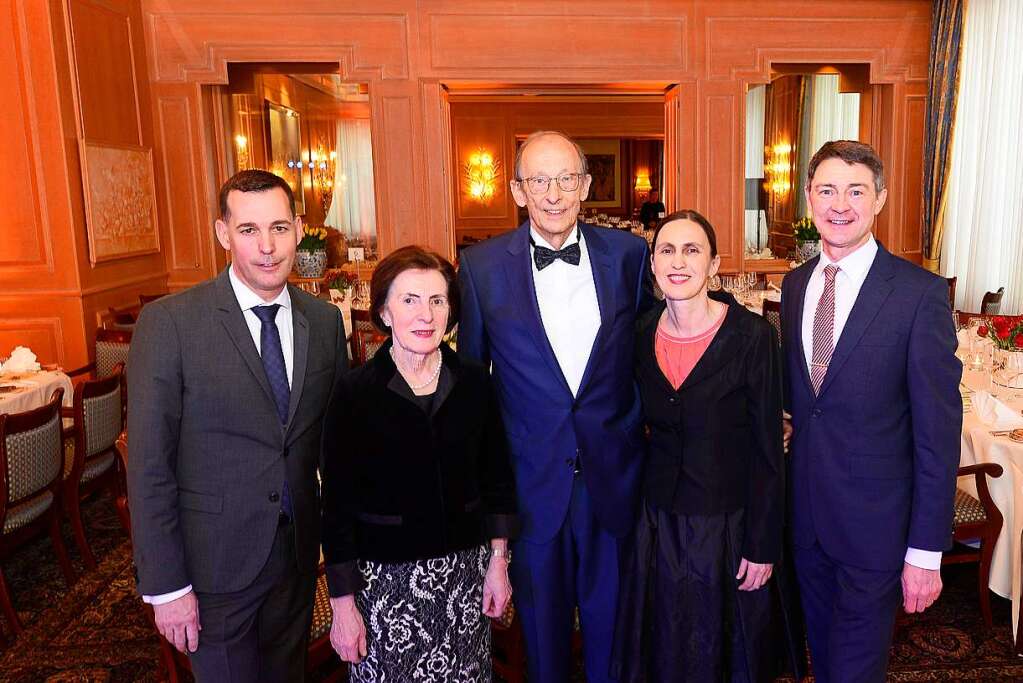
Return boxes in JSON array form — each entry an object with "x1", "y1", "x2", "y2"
[
  {"x1": 634, "y1": 172, "x2": 652, "y2": 195},
  {"x1": 464, "y1": 148, "x2": 501, "y2": 204}
]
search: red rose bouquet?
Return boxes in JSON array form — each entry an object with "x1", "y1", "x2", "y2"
[{"x1": 978, "y1": 315, "x2": 1023, "y2": 350}]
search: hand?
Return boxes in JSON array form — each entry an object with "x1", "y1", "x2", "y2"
[
  {"x1": 329, "y1": 595, "x2": 367, "y2": 664},
  {"x1": 736, "y1": 558, "x2": 773, "y2": 591},
  {"x1": 153, "y1": 591, "x2": 201, "y2": 653},
  {"x1": 482, "y1": 556, "x2": 512, "y2": 618},
  {"x1": 782, "y1": 412, "x2": 793, "y2": 453},
  {"x1": 902, "y1": 563, "x2": 942, "y2": 613}
]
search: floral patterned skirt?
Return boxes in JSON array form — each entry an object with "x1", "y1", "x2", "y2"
[{"x1": 350, "y1": 545, "x2": 491, "y2": 683}]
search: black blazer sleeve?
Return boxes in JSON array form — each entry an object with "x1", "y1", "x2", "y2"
[
  {"x1": 741, "y1": 321, "x2": 786, "y2": 563},
  {"x1": 320, "y1": 373, "x2": 367, "y2": 598},
  {"x1": 478, "y1": 370, "x2": 520, "y2": 539}
]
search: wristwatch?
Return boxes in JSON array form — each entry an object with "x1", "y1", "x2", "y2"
[{"x1": 491, "y1": 547, "x2": 512, "y2": 563}]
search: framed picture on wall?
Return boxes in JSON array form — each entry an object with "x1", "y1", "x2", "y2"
[
  {"x1": 266, "y1": 101, "x2": 306, "y2": 215},
  {"x1": 79, "y1": 141, "x2": 161, "y2": 264},
  {"x1": 578, "y1": 138, "x2": 621, "y2": 208}
]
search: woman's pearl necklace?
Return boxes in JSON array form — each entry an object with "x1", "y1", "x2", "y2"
[{"x1": 390, "y1": 347, "x2": 442, "y2": 390}]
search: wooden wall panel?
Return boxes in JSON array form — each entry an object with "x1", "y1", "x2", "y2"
[
  {"x1": 68, "y1": 0, "x2": 142, "y2": 145},
  {"x1": 701, "y1": 86, "x2": 740, "y2": 269},
  {"x1": 427, "y1": 15, "x2": 686, "y2": 73},
  {"x1": 0, "y1": 298, "x2": 86, "y2": 368},
  {"x1": 377, "y1": 93, "x2": 418, "y2": 253},
  {"x1": 899, "y1": 89, "x2": 927, "y2": 260}
]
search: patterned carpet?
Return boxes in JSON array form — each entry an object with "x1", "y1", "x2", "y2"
[{"x1": 2, "y1": 496, "x2": 1023, "y2": 681}]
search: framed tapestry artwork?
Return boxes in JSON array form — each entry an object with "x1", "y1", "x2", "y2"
[
  {"x1": 578, "y1": 138, "x2": 621, "y2": 208},
  {"x1": 266, "y1": 101, "x2": 306, "y2": 215},
  {"x1": 80, "y1": 141, "x2": 160, "y2": 264}
]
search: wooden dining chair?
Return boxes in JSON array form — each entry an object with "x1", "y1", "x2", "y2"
[
  {"x1": 981, "y1": 287, "x2": 1005, "y2": 315},
  {"x1": 67, "y1": 328, "x2": 133, "y2": 381},
  {"x1": 351, "y1": 327, "x2": 389, "y2": 367},
  {"x1": 138, "y1": 293, "x2": 167, "y2": 308},
  {"x1": 0, "y1": 389, "x2": 76, "y2": 643},
  {"x1": 60, "y1": 363, "x2": 125, "y2": 569},
  {"x1": 760, "y1": 298, "x2": 782, "y2": 344},
  {"x1": 946, "y1": 276, "x2": 957, "y2": 310},
  {"x1": 943, "y1": 463, "x2": 1003, "y2": 627}
]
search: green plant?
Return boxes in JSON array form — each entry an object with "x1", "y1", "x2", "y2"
[
  {"x1": 792, "y1": 216, "x2": 820, "y2": 244},
  {"x1": 298, "y1": 225, "x2": 329, "y2": 251}
]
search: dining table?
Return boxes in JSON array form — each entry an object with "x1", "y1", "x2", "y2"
[
  {"x1": 957, "y1": 368, "x2": 1023, "y2": 637},
  {"x1": 0, "y1": 368, "x2": 74, "y2": 415}
]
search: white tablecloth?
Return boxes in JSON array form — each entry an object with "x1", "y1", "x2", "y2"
[
  {"x1": 0, "y1": 370, "x2": 74, "y2": 415},
  {"x1": 957, "y1": 369, "x2": 1023, "y2": 635}
]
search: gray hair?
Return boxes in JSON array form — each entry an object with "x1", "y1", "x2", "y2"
[{"x1": 514, "y1": 130, "x2": 589, "y2": 179}]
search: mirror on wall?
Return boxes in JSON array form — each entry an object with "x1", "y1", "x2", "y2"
[
  {"x1": 218, "y1": 66, "x2": 379, "y2": 267},
  {"x1": 745, "y1": 64, "x2": 869, "y2": 260}
]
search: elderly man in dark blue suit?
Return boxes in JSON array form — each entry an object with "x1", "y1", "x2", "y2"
[
  {"x1": 781, "y1": 140, "x2": 962, "y2": 683},
  {"x1": 458, "y1": 130, "x2": 651, "y2": 683}
]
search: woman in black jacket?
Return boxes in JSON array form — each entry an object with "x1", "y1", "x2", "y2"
[
  {"x1": 612, "y1": 210, "x2": 787, "y2": 682},
  {"x1": 321, "y1": 246, "x2": 518, "y2": 682}
]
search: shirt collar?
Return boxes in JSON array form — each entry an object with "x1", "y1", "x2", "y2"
[
  {"x1": 815, "y1": 235, "x2": 877, "y2": 287},
  {"x1": 228, "y1": 264, "x2": 292, "y2": 313},
  {"x1": 529, "y1": 224, "x2": 582, "y2": 252}
]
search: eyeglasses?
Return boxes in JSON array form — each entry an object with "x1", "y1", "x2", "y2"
[{"x1": 515, "y1": 173, "x2": 585, "y2": 195}]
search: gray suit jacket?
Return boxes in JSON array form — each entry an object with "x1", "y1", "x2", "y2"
[{"x1": 127, "y1": 269, "x2": 348, "y2": 595}]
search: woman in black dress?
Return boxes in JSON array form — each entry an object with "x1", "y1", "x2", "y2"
[
  {"x1": 612, "y1": 210, "x2": 790, "y2": 682},
  {"x1": 321, "y1": 245, "x2": 518, "y2": 682}
]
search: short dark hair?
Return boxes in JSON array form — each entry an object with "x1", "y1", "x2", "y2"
[
  {"x1": 806, "y1": 140, "x2": 886, "y2": 193},
  {"x1": 370, "y1": 246, "x2": 460, "y2": 334},
  {"x1": 514, "y1": 130, "x2": 589, "y2": 179},
  {"x1": 652, "y1": 209, "x2": 718, "y2": 259},
  {"x1": 218, "y1": 169, "x2": 296, "y2": 220}
]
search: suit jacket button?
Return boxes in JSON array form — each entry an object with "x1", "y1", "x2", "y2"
[
  {"x1": 269, "y1": 492, "x2": 280, "y2": 503},
  {"x1": 812, "y1": 409, "x2": 822, "y2": 417},
  {"x1": 668, "y1": 397, "x2": 677, "y2": 404},
  {"x1": 565, "y1": 458, "x2": 573, "y2": 466}
]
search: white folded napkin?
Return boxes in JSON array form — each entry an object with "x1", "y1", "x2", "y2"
[
  {"x1": 956, "y1": 328, "x2": 973, "y2": 349},
  {"x1": 0, "y1": 346, "x2": 41, "y2": 374},
  {"x1": 972, "y1": 390, "x2": 1023, "y2": 430}
]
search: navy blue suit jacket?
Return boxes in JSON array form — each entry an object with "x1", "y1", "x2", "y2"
[
  {"x1": 781, "y1": 243, "x2": 962, "y2": 572},
  {"x1": 458, "y1": 222, "x2": 652, "y2": 543}
]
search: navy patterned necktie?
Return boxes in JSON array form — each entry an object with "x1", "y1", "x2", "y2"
[
  {"x1": 252, "y1": 304, "x2": 292, "y2": 517},
  {"x1": 530, "y1": 238, "x2": 581, "y2": 270}
]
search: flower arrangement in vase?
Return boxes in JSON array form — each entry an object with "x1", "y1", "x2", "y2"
[
  {"x1": 792, "y1": 216, "x2": 821, "y2": 262},
  {"x1": 977, "y1": 315, "x2": 1023, "y2": 388},
  {"x1": 295, "y1": 226, "x2": 330, "y2": 278}
]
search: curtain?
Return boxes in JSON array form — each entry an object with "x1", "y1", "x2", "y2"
[
  {"x1": 324, "y1": 119, "x2": 377, "y2": 244},
  {"x1": 744, "y1": 85, "x2": 766, "y2": 251},
  {"x1": 941, "y1": 0, "x2": 1023, "y2": 314},
  {"x1": 796, "y1": 75, "x2": 860, "y2": 217},
  {"x1": 922, "y1": 0, "x2": 965, "y2": 273}
]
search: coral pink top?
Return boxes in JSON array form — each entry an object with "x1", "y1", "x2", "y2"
[{"x1": 655, "y1": 308, "x2": 728, "y2": 390}]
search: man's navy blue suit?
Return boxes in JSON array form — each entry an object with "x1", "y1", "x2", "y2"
[
  {"x1": 781, "y1": 243, "x2": 962, "y2": 682},
  {"x1": 459, "y1": 220, "x2": 651, "y2": 682}
]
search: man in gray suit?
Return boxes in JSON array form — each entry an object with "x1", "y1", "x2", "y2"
[{"x1": 127, "y1": 170, "x2": 348, "y2": 681}]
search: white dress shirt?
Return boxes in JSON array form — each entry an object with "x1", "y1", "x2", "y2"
[
  {"x1": 143, "y1": 266, "x2": 295, "y2": 605},
  {"x1": 800, "y1": 236, "x2": 940, "y2": 571},
  {"x1": 530, "y1": 227, "x2": 600, "y2": 397}
]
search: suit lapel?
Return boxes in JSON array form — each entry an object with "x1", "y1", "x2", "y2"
[
  {"x1": 817, "y1": 245, "x2": 895, "y2": 398},
  {"x1": 286, "y1": 287, "x2": 309, "y2": 431},
  {"x1": 575, "y1": 224, "x2": 615, "y2": 397},
  {"x1": 214, "y1": 270, "x2": 277, "y2": 412},
  {"x1": 503, "y1": 224, "x2": 573, "y2": 396},
  {"x1": 789, "y1": 259, "x2": 817, "y2": 397},
  {"x1": 680, "y1": 305, "x2": 745, "y2": 390}
]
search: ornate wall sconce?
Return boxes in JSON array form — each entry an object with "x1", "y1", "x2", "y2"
[
  {"x1": 309, "y1": 145, "x2": 337, "y2": 215},
  {"x1": 464, "y1": 148, "x2": 501, "y2": 204},
  {"x1": 766, "y1": 143, "x2": 792, "y2": 196},
  {"x1": 634, "y1": 172, "x2": 652, "y2": 194},
  {"x1": 234, "y1": 134, "x2": 251, "y2": 170}
]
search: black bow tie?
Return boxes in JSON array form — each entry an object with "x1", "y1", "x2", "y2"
[{"x1": 531, "y1": 239, "x2": 581, "y2": 270}]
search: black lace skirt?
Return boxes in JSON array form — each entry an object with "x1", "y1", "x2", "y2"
[
  {"x1": 350, "y1": 545, "x2": 492, "y2": 682},
  {"x1": 611, "y1": 503, "x2": 805, "y2": 683}
]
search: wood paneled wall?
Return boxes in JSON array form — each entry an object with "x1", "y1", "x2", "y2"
[
  {"x1": 2, "y1": 0, "x2": 932, "y2": 364},
  {"x1": 0, "y1": 0, "x2": 163, "y2": 367},
  {"x1": 449, "y1": 99, "x2": 663, "y2": 242}
]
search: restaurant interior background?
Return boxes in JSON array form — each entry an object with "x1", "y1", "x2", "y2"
[
  {"x1": 2, "y1": 0, "x2": 961, "y2": 375},
  {"x1": 3, "y1": 0, "x2": 1023, "y2": 678}
]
